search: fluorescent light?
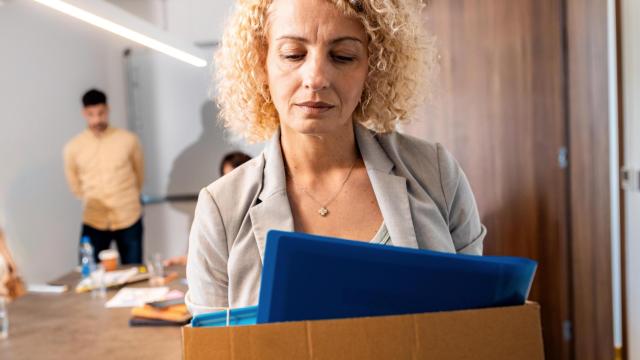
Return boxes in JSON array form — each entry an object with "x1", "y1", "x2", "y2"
[{"x1": 33, "y1": 0, "x2": 207, "y2": 67}]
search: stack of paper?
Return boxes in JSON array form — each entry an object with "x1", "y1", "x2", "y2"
[
  {"x1": 128, "y1": 290, "x2": 191, "y2": 326},
  {"x1": 129, "y1": 304, "x2": 191, "y2": 326},
  {"x1": 75, "y1": 267, "x2": 150, "y2": 293},
  {"x1": 105, "y1": 287, "x2": 169, "y2": 308}
]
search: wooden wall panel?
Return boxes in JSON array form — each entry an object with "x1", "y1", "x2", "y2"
[
  {"x1": 414, "y1": 1, "x2": 572, "y2": 359},
  {"x1": 566, "y1": 0, "x2": 615, "y2": 359}
]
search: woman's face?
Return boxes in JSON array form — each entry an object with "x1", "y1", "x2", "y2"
[{"x1": 265, "y1": 0, "x2": 369, "y2": 136}]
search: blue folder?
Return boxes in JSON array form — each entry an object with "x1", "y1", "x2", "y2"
[
  {"x1": 190, "y1": 305, "x2": 258, "y2": 327},
  {"x1": 256, "y1": 230, "x2": 537, "y2": 324}
]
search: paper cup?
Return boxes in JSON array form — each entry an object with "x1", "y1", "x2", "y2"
[{"x1": 98, "y1": 249, "x2": 119, "y2": 271}]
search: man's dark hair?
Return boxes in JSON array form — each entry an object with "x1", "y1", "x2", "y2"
[
  {"x1": 220, "y1": 151, "x2": 252, "y2": 176},
  {"x1": 82, "y1": 89, "x2": 107, "y2": 107}
]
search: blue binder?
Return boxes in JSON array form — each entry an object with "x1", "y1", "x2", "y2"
[
  {"x1": 190, "y1": 305, "x2": 258, "y2": 327},
  {"x1": 256, "y1": 230, "x2": 537, "y2": 324}
]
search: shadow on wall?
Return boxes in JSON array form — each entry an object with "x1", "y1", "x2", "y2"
[{"x1": 166, "y1": 100, "x2": 229, "y2": 231}]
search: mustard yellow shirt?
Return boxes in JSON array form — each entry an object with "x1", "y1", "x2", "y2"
[{"x1": 63, "y1": 127, "x2": 144, "y2": 231}]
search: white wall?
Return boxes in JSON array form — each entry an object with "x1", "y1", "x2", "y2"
[
  {"x1": 0, "y1": 0, "x2": 132, "y2": 283},
  {"x1": 621, "y1": 0, "x2": 640, "y2": 358},
  {"x1": 165, "y1": 0, "x2": 235, "y2": 44},
  {"x1": 107, "y1": 0, "x2": 164, "y2": 26},
  {"x1": 0, "y1": 0, "x2": 264, "y2": 283},
  {"x1": 124, "y1": 47, "x2": 237, "y2": 260},
  {"x1": 608, "y1": 0, "x2": 624, "y2": 351},
  {"x1": 108, "y1": 0, "x2": 235, "y2": 44},
  {"x1": 105, "y1": 0, "x2": 261, "y2": 262}
]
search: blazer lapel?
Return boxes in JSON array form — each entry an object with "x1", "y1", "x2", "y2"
[
  {"x1": 250, "y1": 125, "x2": 420, "y2": 261},
  {"x1": 355, "y1": 125, "x2": 419, "y2": 249},
  {"x1": 249, "y1": 129, "x2": 294, "y2": 262}
]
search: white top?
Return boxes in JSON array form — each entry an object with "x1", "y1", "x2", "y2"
[{"x1": 370, "y1": 223, "x2": 391, "y2": 245}]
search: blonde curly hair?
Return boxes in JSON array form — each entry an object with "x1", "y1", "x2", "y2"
[{"x1": 214, "y1": 0, "x2": 437, "y2": 143}]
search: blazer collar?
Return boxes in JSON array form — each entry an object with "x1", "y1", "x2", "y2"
[
  {"x1": 249, "y1": 127, "x2": 294, "y2": 261},
  {"x1": 250, "y1": 125, "x2": 419, "y2": 262},
  {"x1": 260, "y1": 127, "x2": 288, "y2": 200},
  {"x1": 354, "y1": 125, "x2": 419, "y2": 250}
]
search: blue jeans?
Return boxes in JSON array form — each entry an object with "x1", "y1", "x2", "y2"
[{"x1": 81, "y1": 218, "x2": 143, "y2": 264}]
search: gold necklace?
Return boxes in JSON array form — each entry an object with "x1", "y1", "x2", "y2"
[{"x1": 288, "y1": 161, "x2": 356, "y2": 217}]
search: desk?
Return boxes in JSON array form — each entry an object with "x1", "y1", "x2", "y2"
[{"x1": 0, "y1": 267, "x2": 186, "y2": 360}]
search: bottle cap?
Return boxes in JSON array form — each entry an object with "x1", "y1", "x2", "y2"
[{"x1": 81, "y1": 236, "x2": 90, "y2": 244}]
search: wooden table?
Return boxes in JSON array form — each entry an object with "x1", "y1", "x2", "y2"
[{"x1": 0, "y1": 267, "x2": 187, "y2": 360}]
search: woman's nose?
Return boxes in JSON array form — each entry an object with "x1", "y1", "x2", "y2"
[{"x1": 302, "y1": 52, "x2": 330, "y2": 92}]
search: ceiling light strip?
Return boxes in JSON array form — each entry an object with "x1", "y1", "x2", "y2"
[{"x1": 33, "y1": 0, "x2": 207, "y2": 67}]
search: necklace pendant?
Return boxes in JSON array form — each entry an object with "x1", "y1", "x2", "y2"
[{"x1": 318, "y1": 207, "x2": 329, "y2": 217}]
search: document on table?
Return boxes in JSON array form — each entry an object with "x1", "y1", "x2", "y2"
[
  {"x1": 105, "y1": 287, "x2": 169, "y2": 308},
  {"x1": 76, "y1": 267, "x2": 145, "y2": 293},
  {"x1": 27, "y1": 284, "x2": 69, "y2": 294}
]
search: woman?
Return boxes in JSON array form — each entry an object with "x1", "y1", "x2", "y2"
[
  {"x1": 186, "y1": 0, "x2": 486, "y2": 314},
  {"x1": 0, "y1": 228, "x2": 26, "y2": 301}
]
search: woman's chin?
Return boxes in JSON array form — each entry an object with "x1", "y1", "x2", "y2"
[{"x1": 283, "y1": 117, "x2": 353, "y2": 137}]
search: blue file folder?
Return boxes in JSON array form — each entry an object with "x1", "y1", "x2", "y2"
[
  {"x1": 256, "y1": 230, "x2": 537, "y2": 324},
  {"x1": 190, "y1": 305, "x2": 258, "y2": 327}
]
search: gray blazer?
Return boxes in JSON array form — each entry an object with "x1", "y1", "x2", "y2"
[{"x1": 185, "y1": 124, "x2": 486, "y2": 314}]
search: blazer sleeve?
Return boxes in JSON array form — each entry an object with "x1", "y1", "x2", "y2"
[
  {"x1": 436, "y1": 144, "x2": 486, "y2": 255},
  {"x1": 185, "y1": 188, "x2": 230, "y2": 315}
]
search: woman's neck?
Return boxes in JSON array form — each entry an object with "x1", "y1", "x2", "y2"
[{"x1": 280, "y1": 122, "x2": 360, "y2": 180}]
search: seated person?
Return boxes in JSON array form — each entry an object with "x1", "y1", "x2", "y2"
[
  {"x1": 164, "y1": 151, "x2": 252, "y2": 267},
  {"x1": 0, "y1": 228, "x2": 25, "y2": 300}
]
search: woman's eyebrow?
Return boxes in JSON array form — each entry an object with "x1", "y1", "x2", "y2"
[
  {"x1": 330, "y1": 36, "x2": 363, "y2": 45},
  {"x1": 276, "y1": 35, "x2": 307, "y2": 42},
  {"x1": 275, "y1": 35, "x2": 364, "y2": 45}
]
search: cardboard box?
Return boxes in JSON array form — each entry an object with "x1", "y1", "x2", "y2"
[{"x1": 182, "y1": 303, "x2": 544, "y2": 360}]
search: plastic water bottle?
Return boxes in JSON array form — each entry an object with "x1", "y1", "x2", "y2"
[{"x1": 80, "y1": 236, "x2": 95, "y2": 279}]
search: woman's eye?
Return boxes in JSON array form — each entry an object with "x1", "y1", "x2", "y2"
[
  {"x1": 282, "y1": 54, "x2": 305, "y2": 61},
  {"x1": 332, "y1": 55, "x2": 356, "y2": 63}
]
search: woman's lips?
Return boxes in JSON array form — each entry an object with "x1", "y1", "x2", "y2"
[{"x1": 295, "y1": 101, "x2": 335, "y2": 115}]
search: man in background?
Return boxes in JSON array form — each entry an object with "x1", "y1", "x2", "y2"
[{"x1": 63, "y1": 89, "x2": 144, "y2": 264}]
